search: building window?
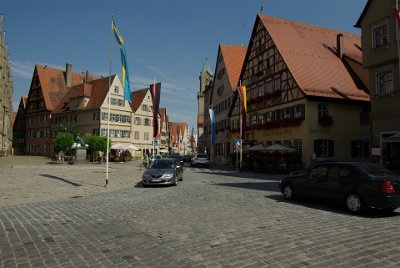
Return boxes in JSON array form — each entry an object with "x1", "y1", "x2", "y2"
[
  {"x1": 318, "y1": 103, "x2": 329, "y2": 118},
  {"x1": 274, "y1": 77, "x2": 281, "y2": 92},
  {"x1": 351, "y1": 140, "x2": 369, "y2": 158},
  {"x1": 293, "y1": 139, "x2": 302, "y2": 156},
  {"x1": 375, "y1": 66, "x2": 393, "y2": 96},
  {"x1": 266, "y1": 111, "x2": 272, "y2": 122},
  {"x1": 134, "y1": 131, "x2": 140, "y2": 140},
  {"x1": 114, "y1": 86, "x2": 119, "y2": 93},
  {"x1": 93, "y1": 111, "x2": 99, "y2": 120},
  {"x1": 134, "y1": 117, "x2": 142, "y2": 125},
  {"x1": 144, "y1": 118, "x2": 150, "y2": 126},
  {"x1": 142, "y1": 104, "x2": 147, "y2": 111},
  {"x1": 372, "y1": 21, "x2": 388, "y2": 49},
  {"x1": 294, "y1": 105, "x2": 305, "y2": 119},
  {"x1": 314, "y1": 139, "x2": 334, "y2": 157}
]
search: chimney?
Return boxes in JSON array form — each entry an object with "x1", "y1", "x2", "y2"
[
  {"x1": 66, "y1": 63, "x2": 72, "y2": 87},
  {"x1": 85, "y1": 70, "x2": 90, "y2": 83},
  {"x1": 336, "y1": 33, "x2": 344, "y2": 60}
]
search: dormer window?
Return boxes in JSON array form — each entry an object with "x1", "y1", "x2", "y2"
[{"x1": 372, "y1": 20, "x2": 388, "y2": 49}]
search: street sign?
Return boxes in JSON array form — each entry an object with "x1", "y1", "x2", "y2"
[{"x1": 234, "y1": 139, "x2": 241, "y2": 151}]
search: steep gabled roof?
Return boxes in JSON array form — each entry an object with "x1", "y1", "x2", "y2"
[
  {"x1": 53, "y1": 75, "x2": 116, "y2": 113},
  {"x1": 168, "y1": 122, "x2": 188, "y2": 140},
  {"x1": 130, "y1": 88, "x2": 149, "y2": 112},
  {"x1": 355, "y1": 0, "x2": 372, "y2": 28},
  {"x1": 159, "y1": 108, "x2": 166, "y2": 119},
  {"x1": 35, "y1": 65, "x2": 86, "y2": 111},
  {"x1": 85, "y1": 75, "x2": 116, "y2": 110},
  {"x1": 220, "y1": 44, "x2": 247, "y2": 90},
  {"x1": 258, "y1": 14, "x2": 368, "y2": 101}
]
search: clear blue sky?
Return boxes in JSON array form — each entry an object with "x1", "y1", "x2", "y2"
[{"x1": 2, "y1": 0, "x2": 367, "y2": 131}]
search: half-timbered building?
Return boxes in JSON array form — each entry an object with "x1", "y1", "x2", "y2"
[{"x1": 230, "y1": 15, "x2": 370, "y2": 166}]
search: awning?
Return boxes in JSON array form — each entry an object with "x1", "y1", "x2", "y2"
[{"x1": 383, "y1": 133, "x2": 400, "y2": 143}]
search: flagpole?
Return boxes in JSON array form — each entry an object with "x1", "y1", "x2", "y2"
[
  {"x1": 397, "y1": 0, "x2": 400, "y2": 93},
  {"x1": 239, "y1": 80, "x2": 243, "y2": 170},
  {"x1": 152, "y1": 77, "x2": 156, "y2": 159},
  {"x1": 105, "y1": 14, "x2": 114, "y2": 187}
]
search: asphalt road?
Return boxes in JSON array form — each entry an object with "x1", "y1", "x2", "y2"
[{"x1": 1, "y1": 157, "x2": 400, "y2": 267}]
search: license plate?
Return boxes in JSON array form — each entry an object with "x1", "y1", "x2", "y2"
[{"x1": 151, "y1": 179, "x2": 162, "y2": 183}]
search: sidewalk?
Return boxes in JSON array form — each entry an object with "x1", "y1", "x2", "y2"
[{"x1": 0, "y1": 156, "x2": 144, "y2": 206}]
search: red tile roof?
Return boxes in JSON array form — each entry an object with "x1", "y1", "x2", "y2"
[
  {"x1": 53, "y1": 75, "x2": 116, "y2": 113},
  {"x1": 130, "y1": 88, "x2": 149, "y2": 112},
  {"x1": 258, "y1": 15, "x2": 369, "y2": 101},
  {"x1": 36, "y1": 65, "x2": 87, "y2": 111},
  {"x1": 85, "y1": 75, "x2": 115, "y2": 110},
  {"x1": 220, "y1": 44, "x2": 247, "y2": 90},
  {"x1": 168, "y1": 122, "x2": 188, "y2": 143}
]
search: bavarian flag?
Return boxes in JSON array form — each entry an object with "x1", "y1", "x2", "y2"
[
  {"x1": 112, "y1": 18, "x2": 132, "y2": 103},
  {"x1": 238, "y1": 85, "x2": 247, "y2": 113}
]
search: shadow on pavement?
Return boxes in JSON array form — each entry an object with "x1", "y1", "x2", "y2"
[
  {"x1": 212, "y1": 181, "x2": 280, "y2": 192},
  {"x1": 40, "y1": 174, "x2": 82, "y2": 187},
  {"x1": 266, "y1": 194, "x2": 400, "y2": 218},
  {"x1": 194, "y1": 170, "x2": 286, "y2": 181}
]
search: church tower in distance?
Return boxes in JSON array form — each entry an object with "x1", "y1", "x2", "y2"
[{"x1": 196, "y1": 58, "x2": 213, "y2": 154}]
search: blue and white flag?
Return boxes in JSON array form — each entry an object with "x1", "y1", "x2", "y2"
[{"x1": 209, "y1": 108, "x2": 216, "y2": 145}]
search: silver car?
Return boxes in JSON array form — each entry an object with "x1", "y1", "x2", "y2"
[
  {"x1": 191, "y1": 154, "x2": 209, "y2": 167},
  {"x1": 142, "y1": 159, "x2": 183, "y2": 186}
]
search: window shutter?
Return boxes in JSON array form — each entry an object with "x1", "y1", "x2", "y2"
[
  {"x1": 314, "y1": 140, "x2": 320, "y2": 156},
  {"x1": 351, "y1": 141, "x2": 357, "y2": 158},
  {"x1": 329, "y1": 140, "x2": 334, "y2": 157},
  {"x1": 301, "y1": 104, "x2": 305, "y2": 120}
]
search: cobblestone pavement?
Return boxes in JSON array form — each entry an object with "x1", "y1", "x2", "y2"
[{"x1": 1, "y1": 156, "x2": 400, "y2": 267}]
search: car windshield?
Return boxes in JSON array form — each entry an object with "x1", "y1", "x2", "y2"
[
  {"x1": 358, "y1": 163, "x2": 397, "y2": 177},
  {"x1": 197, "y1": 154, "x2": 207, "y2": 159},
  {"x1": 149, "y1": 160, "x2": 174, "y2": 169}
]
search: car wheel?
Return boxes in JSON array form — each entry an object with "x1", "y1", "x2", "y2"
[
  {"x1": 345, "y1": 193, "x2": 365, "y2": 213},
  {"x1": 282, "y1": 184, "x2": 295, "y2": 201}
]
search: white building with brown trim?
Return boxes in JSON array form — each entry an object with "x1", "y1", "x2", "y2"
[{"x1": 207, "y1": 44, "x2": 247, "y2": 165}]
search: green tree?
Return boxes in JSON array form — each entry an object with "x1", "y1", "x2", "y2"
[
  {"x1": 86, "y1": 136, "x2": 110, "y2": 153},
  {"x1": 55, "y1": 132, "x2": 74, "y2": 153},
  {"x1": 57, "y1": 122, "x2": 80, "y2": 141}
]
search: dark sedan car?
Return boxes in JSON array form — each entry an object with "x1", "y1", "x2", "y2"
[
  {"x1": 142, "y1": 159, "x2": 183, "y2": 186},
  {"x1": 279, "y1": 161, "x2": 400, "y2": 213},
  {"x1": 169, "y1": 154, "x2": 184, "y2": 165}
]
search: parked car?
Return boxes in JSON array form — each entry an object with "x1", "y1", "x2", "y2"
[
  {"x1": 142, "y1": 159, "x2": 183, "y2": 187},
  {"x1": 191, "y1": 154, "x2": 209, "y2": 167},
  {"x1": 279, "y1": 161, "x2": 400, "y2": 213},
  {"x1": 169, "y1": 154, "x2": 184, "y2": 165},
  {"x1": 183, "y1": 155, "x2": 192, "y2": 163}
]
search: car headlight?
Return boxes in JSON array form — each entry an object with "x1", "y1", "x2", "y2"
[
  {"x1": 162, "y1": 173, "x2": 174, "y2": 179},
  {"x1": 142, "y1": 173, "x2": 150, "y2": 180}
]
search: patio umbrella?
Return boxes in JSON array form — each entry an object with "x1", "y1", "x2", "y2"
[
  {"x1": 110, "y1": 143, "x2": 129, "y2": 150},
  {"x1": 128, "y1": 144, "x2": 139, "y2": 150},
  {"x1": 246, "y1": 145, "x2": 264, "y2": 151},
  {"x1": 263, "y1": 144, "x2": 295, "y2": 152}
]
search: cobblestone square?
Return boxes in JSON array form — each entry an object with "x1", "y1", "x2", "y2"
[{"x1": 1, "y1": 156, "x2": 400, "y2": 267}]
